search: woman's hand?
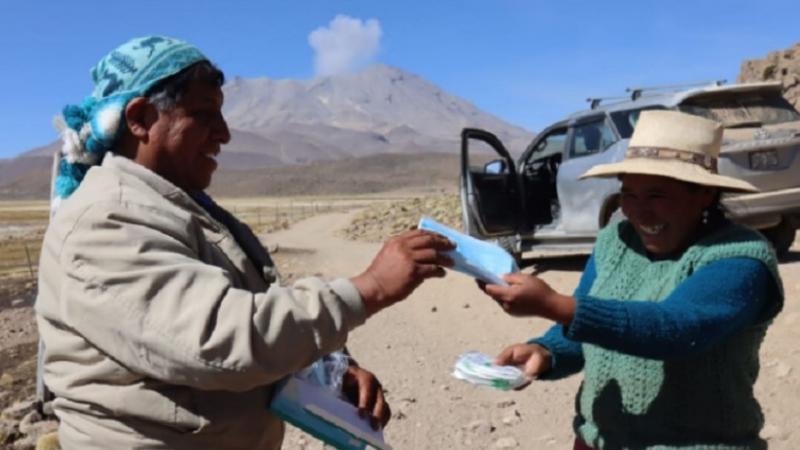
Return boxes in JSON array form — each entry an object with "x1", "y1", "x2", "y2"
[
  {"x1": 495, "y1": 343, "x2": 552, "y2": 381},
  {"x1": 482, "y1": 273, "x2": 576, "y2": 324},
  {"x1": 341, "y1": 366, "x2": 391, "y2": 430}
]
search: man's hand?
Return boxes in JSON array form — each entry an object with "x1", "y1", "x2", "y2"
[
  {"x1": 495, "y1": 343, "x2": 552, "y2": 381},
  {"x1": 483, "y1": 273, "x2": 576, "y2": 324},
  {"x1": 341, "y1": 366, "x2": 390, "y2": 430},
  {"x1": 351, "y1": 229, "x2": 454, "y2": 316}
]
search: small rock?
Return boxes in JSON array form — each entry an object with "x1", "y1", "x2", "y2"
[
  {"x1": 494, "y1": 436, "x2": 519, "y2": 448},
  {"x1": 463, "y1": 303, "x2": 471, "y2": 309},
  {"x1": 501, "y1": 410, "x2": 522, "y2": 426},
  {"x1": 762, "y1": 423, "x2": 786, "y2": 440},
  {"x1": 440, "y1": 385, "x2": 450, "y2": 391},
  {"x1": 394, "y1": 410, "x2": 407, "y2": 420},
  {"x1": 19, "y1": 411, "x2": 43, "y2": 435},
  {"x1": 0, "y1": 420, "x2": 21, "y2": 444},
  {"x1": 41, "y1": 403, "x2": 54, "y2": 418},
  {"x1": 496, "y1": 399, "x2": 516, "y2": 409},
  {"x1": 0, "y1": 373, "x2": 14, "y2": 389},
  {"x1": 774, "y1": 362, "x2": 793, "y2": 379},
  {"x1": 11, "y1": 435, "x2": 35, "y2": 449},
  {"x1": 430, "y1": 306, "x2": 438, "y2": 313},
  {"x1": 11, "y1": 299, "x2": 25, "y2": 307},
  {"x1": 35, "y1": 432, "x2": 60, "y2": 450},
  {"x1": 463, "y1": 419, "x2": 494, "y2": 435},
  {"x1": 19, "y1": 421, "x2": 57, "y2": 445},
  {"x1": 2, "y1": 399, "x2": 37, "y2": 421}
]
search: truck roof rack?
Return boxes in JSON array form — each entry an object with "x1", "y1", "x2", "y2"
[
  {"x1": 626, "y1": 80, "x2": 727, "y2": 100},
  {"x1": 586, "y1": 96, "x2": 628, "y2": 109}
]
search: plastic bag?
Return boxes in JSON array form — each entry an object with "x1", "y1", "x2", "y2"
[
  {"x1": 452, "y1": 351, "x2": 531, "y2": 391},
  {"x1": 297, "y1": 351, "x2": 351, "y2": 395}
]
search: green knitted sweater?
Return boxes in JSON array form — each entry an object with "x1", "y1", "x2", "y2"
[{"x1": 575, "y1": 221, "x2": 783, "y2": 450}]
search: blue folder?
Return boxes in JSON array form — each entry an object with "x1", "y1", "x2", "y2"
[{"x1": 269, "y1": 375, "x2": 391, "y2": 450}]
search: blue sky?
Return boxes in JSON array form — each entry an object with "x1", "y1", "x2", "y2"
[{"x1": 2, "y1": 0, "x2": 798, "y2": 158}]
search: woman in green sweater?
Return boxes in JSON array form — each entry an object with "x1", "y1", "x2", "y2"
[{"x1": 482, "y1": 110, "x2": 784, "y2": 450}]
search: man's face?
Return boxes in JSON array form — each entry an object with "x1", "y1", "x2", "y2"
[{"x1": 145, "y1": 79, "x2": 230, "y2": 192}]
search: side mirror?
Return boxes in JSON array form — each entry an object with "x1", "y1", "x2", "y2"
[{"x1": 484, "y1": 159, "x2": 507, "y2": 174}]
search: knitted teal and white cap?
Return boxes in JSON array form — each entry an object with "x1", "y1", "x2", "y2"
[{"x1": 55, "y1": 36, "x2": 209, "y2": 201}]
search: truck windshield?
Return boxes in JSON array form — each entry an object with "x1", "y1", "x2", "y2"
[{"x1": 678, "y1": 90, "x2": 800, "y2": 127}]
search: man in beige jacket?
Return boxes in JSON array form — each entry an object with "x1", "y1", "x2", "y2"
[{"x1": 36, "y1": 36, "x2": 453, "y2": 449}]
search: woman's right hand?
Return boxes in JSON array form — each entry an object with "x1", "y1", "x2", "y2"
[
  {"x1": 495, "y1": 343, "x2": 552, "y2": 381},
  {"x1": 483, "y1": 274, "x2": 576, "y2": 324}
]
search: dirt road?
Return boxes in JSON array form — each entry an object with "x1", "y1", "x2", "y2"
[
  {"x1": 264, "y1": 211, "x2": 800, "y2": 450},
  {"x1": 1, "y1": 208, "x2": 796, "y2": 449}
]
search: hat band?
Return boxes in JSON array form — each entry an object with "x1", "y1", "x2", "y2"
[{"x1": 626, "y1": 146, "x2": 718, "y2": 173}]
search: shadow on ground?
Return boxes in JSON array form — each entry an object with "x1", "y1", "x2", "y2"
[
  {"x1": 778, "y1": 250, "x2": 800, "y2": 264},
  {"x1": 520, "y1": 254, "x2": 589, "y2": 273}
]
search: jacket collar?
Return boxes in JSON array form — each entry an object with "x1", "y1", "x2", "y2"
[{"x1": 102, "y1": 152, "x2": 221, "y2": 231}]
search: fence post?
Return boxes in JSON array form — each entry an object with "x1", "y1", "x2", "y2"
[{"x1": 24, "y1": 243, "x2": 35, "y2": 281}]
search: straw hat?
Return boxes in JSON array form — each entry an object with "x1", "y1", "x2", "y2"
[{"x1": 580, "y1": 110, "x2": 757, "y2": 192}]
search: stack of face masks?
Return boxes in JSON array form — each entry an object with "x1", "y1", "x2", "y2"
[
  {"x1": 417, "y1": 217, "x2": 519, "y2": 286},
  {"x1": 452, "y1": 351, "x2": 531, "y2": 391}
]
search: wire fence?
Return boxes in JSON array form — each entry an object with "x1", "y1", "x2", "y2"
[
  {"x1": 0, "y1": 238, "x2": 42, "y2": 280},
  {"x1": 0, "y1": 199, "x2": 381, "y2": 281},
  {"x1": 228, "y1": 200, "x2": 373, "y2": 234}
]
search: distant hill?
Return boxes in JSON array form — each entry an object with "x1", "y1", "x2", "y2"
[
  {"x1": 208, "y1": 152, "x2": 480, "y2": 198},
  {"x1": 0, "y1": 64, "x2": 532, "y2": 199}
]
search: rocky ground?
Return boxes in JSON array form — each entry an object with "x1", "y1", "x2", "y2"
[
  {"x1": 0, "y1": 275, "x2": 57, "y2": 449},
  {"x1": 265, "y1": 211, "x2": 800, "y2": 450},
  {"x1": 739, "y1": 41, "x2": 800, "y2": 110},
  {"x1": 1, "y1": 206, "x2": 798, "y2": 449},
  {"x1": 340, "y1": 194, "x2": 462, "y2": 242}
]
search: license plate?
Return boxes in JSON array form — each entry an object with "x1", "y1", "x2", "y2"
[{"x1": 749, "y1": 149, "x2": 779, "y2": 170}]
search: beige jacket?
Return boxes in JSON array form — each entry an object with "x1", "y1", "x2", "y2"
[{"x1": 35, "y1": 153, "x2": 367, "y2": 449}]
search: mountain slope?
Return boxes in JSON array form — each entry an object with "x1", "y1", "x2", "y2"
[{"x1": 1, "y1": 64, "x2": 533, "y2": 198}]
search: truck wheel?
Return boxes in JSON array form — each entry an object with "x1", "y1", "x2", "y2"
[{"x1": 762, "y1": 219, "x2": 795, "y2": 257}]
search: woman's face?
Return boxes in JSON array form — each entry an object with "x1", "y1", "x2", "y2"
[{"x1": 620, "y1": 174, "x2": 717, "y2": 257}]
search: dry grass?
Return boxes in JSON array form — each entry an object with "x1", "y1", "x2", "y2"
[
  {"x1": 0, "y1": 201, "x2": 49, "y2": 224},
  {"x1": 0, "y1": 195, "x2": 405, "y2": 278},
  {"x1": 218, "y1": 194, "x2": 408, "y2": 234},
  {"x1": 0, "y1": 201, "x2": 48, "y2": 278}
]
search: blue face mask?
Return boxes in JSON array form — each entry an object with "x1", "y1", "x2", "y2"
[{"x1": 417, "y1": 216, "x2": 519, "y2": 286}]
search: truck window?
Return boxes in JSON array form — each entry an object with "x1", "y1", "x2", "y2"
[
  {"x1": 530, "y1": 128, "x2": 567, "y2": 160},
  {"x1": 610, "y1": 106, "x2": 667, "y2": 138},
  {"x1": 678, "y1": 91, "x2": 800, "y2": 127},
  {"x1": 570, "y1": 120, "x2": 616, "y2": 157}
]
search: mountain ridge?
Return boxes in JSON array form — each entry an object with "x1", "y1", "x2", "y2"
[{"x1": 0, "y1": 63, "x2": 533, "y2": 198}]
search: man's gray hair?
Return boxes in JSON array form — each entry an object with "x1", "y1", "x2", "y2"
[{"x1": 147, "y1": 61, "x2": 225, "y2": 111}]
